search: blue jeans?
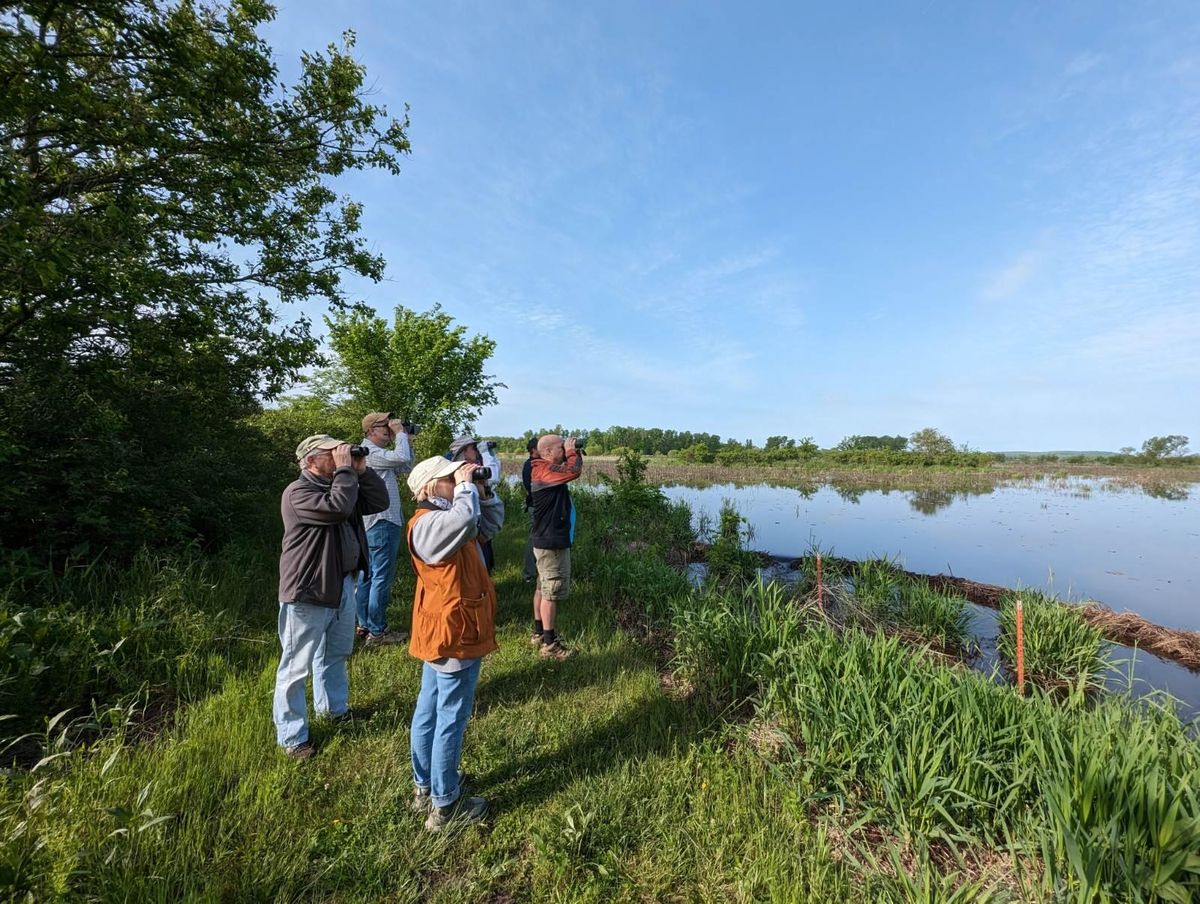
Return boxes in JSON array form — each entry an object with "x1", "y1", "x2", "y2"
[
  {"x1": 410, "y1": 659, "x2": 482, "y2": 808},
  {"x1": 272, "y1": 575, "x2": 355, "y2": 748},
  {"x1": 356, "y1": 520, "x2": 403, "y2": 636}
]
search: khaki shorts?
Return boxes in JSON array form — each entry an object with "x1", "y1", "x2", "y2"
[{"x1": 533, "y1": 547, "x2": 572, "y2": 601}]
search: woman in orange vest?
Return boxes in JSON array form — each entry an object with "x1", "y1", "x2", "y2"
[{"x1": 404, "y1": 455, "x2": 504, "y2": 832}]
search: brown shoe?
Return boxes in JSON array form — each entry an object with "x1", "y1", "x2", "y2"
[
  {"x1": 539, "y1": 640, "x2": 575, "y2": 660},
  {"x1": 284, "y1": 741, "x2": 316, "y2": 760},
  {"x1": 529, "y1": 632, "x2": 544, "y2": 647},
  {"x1": 425, "y1": 795, "x2": 487, "y2": 832},
  {"x1": 365, "y1": 629, "x2": 409, "y2": 648}
]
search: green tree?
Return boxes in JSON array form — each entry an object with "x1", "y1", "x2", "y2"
[
  {"x1": 315, "y1": 304, "x2": 503, "y2": 458},
  {"x1": 837, "y1": 434, "x2": 908, "y2": 452},
  {"x1": 908, "y1": 427, "x2": 956, "y2": 456},
  {"x1": 796, "y1": 436, "x2": 819, "y2": 457},
  {"x1": 1140, "y1": 435, "x2": 1190, "y2": 461},
  {"x1": 0, "y1": 1, "x2": 409, "y2": 561}
]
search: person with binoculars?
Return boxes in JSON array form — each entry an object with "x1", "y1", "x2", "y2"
[
  {"x1": 529, "y1": 434, "x2": 583, "y2": 660},
  {"x1": 355, "y1": 411, "x2": 417, "y2": 648},
  {"x1": 404, "y1": 454, "x2": 504, "y2": 830},
  {"x1": 273, "y1": 434, "x2": 389, "y2": 759},
  {"x1": 447, "y1": 436, "x2": 502, "y2": 572}
]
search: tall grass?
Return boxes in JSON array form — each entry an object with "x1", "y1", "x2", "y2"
[
  {"x1": 894, "y1": 579, "x2": 972, "y2": 654},
  {"x1": 672, "y1": 580, "x2": 810, "y2": 710},
  {"x1": 0, "y1": 537, "x2": 279, "y2": 745},
  {"x1": 671, "y1": 578, "x2": 1200, "y2": 902},
  {"x1": 849, "y1": 557, "x2": 903, "y2": 621},
  {"x1": 996, "y1": 590, "x2": 1107, "y2": 696}
]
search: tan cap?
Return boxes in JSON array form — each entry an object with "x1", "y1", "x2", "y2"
[
  {"x1": 295, "y1": 434, "x2": 344, "y2": 461},
  {"x1": 406, "y1": 456, "x2": 462, "y2": 495},
  {"x1": 362, "y1": 411, "x2": 393, "y2": 434}
]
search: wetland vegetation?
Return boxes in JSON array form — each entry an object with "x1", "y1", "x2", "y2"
[{"x1": 4, "y1": 463, "x2": 1198, "y2": 902}]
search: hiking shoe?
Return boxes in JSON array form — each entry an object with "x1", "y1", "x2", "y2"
[
  {"x1": 529, "y1": 632, "x2": 544, "y2": 647},
  {"x1": 365, "y1": 629, "x2": 409, "y2": 648},
  {"x1": 539, "y1": 640, "x2": 575, "y2": 660},
  {"x1": 411, "y1": 769, "x2": 468, "y2": 813},
  {"x1": 283, "y1": 741, "x2": 316, "y2": 760},
  {"x1": 424, "y1": 795, "x2": 488, "y2": 832}
]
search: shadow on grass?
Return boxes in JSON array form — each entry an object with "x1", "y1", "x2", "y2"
[
  {"x1": 478, "y1": 690, "x2": 696, "y2": 811},
  {"x1": 474, "y1": 649, "x2": 642, "y2": 712}
]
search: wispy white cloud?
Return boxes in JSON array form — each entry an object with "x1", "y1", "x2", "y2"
[{"x1": 980, "y1": 248, "x2": 1042, "y2": 301}]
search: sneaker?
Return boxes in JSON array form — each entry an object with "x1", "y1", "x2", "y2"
[
  {"x1": 411, "y1": 769, "x2": 468, "y2": 813},
  {"x1": 539, "y1": 640, "x2": 575, "y2": 660},
  {"x1": 424, "y1": 795, "x2": 488, "y2": 832},
  {"x1": 355, "y1": 626, "x2": 368, "y2": 641},
  {"x1": 365, "y1": 629, "x2": 409, "y2": 648},
  {"x1": 283, "y1": 741, "x2": 316, "y2": 760},
  {"x1": 529, "y1": 632, "x2": 544, "y2": 647}
]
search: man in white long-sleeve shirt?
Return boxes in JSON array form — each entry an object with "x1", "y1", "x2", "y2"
[{"x1": 356, "y1": 411, "x2": 414, "y2": 647}]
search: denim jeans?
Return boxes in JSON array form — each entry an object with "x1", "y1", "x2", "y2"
[
  {"x1": 272, "y1": 574, "x2": 355, "y2": 748},
  {"x1": 410, "y1": 659, "x2": 482, "y2": 808},
  {"x1": 356, "y1": 520, "x2": 403, "y2": 636}
]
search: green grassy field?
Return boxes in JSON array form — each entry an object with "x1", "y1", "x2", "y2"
[{"x1": 3, "y1": 481, "x2": 1198, "y2": 902}]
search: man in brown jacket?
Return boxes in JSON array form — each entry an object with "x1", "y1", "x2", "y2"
[{"x1": 273, "y1": 434, "x2": 389, "y2": 758}]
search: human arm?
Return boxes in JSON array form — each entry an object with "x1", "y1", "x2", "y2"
[
  {"x1": 355, "y1": 464, "x2": 390, "y2": 516},
  {"x1": 479, "y1": 441, "x2": 502, "y2": 488},
  {"x1": 289, "y1": 468, "x2": 360, "y2": 524},
  {"x1": 366, "y1": 429, "x2": 413, "y2": 473},
  {"x1": 529, "y1": 448, "x2": 582, "y2": 489},
  {"x1": 477, "y1": 493, "x2": 505, "y2": 542},
  {"x1": 409, "y1": 483, "x2": 481, "y2": 564}
]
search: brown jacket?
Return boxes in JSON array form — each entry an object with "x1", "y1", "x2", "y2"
[
  {"x1": 278, "y1": 466, "x2": 389, "y2": 608},
  {"x1": 406, "y1": 505, "x2": 498, "y2": 661}
]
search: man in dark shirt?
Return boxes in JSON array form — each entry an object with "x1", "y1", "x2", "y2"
[
  {"x1": 520, "y1": 436, "x2": 539, "y2": 583},
  {"x1": 273, "y1": 434, "x2": 388, "y2": 759},
  {"x1": 528, "y1": 434, "x2": 582, "y2": 660}
]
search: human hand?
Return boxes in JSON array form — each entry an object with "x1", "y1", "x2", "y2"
[
  {"x1": 352, "y1": 453, "x2": 368, "y2": 474},
  {"x1": 454, "y1": 462, "x2": 478, "y2": 485},
  {"x1": 332, "y1": 443, "x2": 353, "y2": 470},
  {"x1": 564, "y1": 437, "x2": 577, "y2": 452},
  {"x1": 388, "y1": 418, "x2": 406, "y2": 436}
]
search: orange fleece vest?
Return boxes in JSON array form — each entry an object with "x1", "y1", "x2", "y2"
[{"x1": 406, "y1": 506, "x2": 498, "y2": 662}]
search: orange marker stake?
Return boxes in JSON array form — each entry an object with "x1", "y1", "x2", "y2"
[
  {"x1": 1015, "y1": 597, "x2": 1026, "y2": 697},
  {"x1": 816, "y1": 554, "x2": 824, "y2": 611}
]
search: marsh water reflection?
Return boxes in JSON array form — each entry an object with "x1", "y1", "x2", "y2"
[
  {"x1": 664, "y1": 476, "x2": 1200, "y2": 716},
  {"x1": 660, "y1": 476, "x2": 1199, "y2": 633}
]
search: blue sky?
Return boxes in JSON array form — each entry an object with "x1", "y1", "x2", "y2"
[{"x1": 265, "y1": 1, "x2": 1199, "y2": 451}]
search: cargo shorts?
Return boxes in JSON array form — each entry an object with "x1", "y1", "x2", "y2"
[{"x1": 533, "y1": 547, "x2": 571, "y2": 601}]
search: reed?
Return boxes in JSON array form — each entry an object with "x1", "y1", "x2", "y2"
[
  {"x1": 894, "y1": 578, "x2": 972, "y2": 654},
  {"x1": 996, "y1": 591, "x2": 1107, "y2": 696}
]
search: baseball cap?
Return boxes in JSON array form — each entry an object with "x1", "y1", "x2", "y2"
[
  {"x1": 407, "y1": 456, "x2": 463, "y2": 495},
  {"x1": 448, "y1": 435, "x2": 480, "y2": 458},
  {"x1": 362, "y1": 411, "x2": 393, "y2": 434},
  {"x1": 295, "y1": 434, "x2": 344, "y2": 461}
]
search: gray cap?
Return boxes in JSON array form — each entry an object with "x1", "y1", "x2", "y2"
[{"x1": 448, "y1": 435, "x2": 480, "y2": 459}]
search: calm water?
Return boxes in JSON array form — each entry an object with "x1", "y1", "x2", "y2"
[
  {"x1": 661, "y1": 477, "x2": 1199, "y2": 631},
  {"x1": 662, "y1": 477, "x2": 1200, "y2": 715}
]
